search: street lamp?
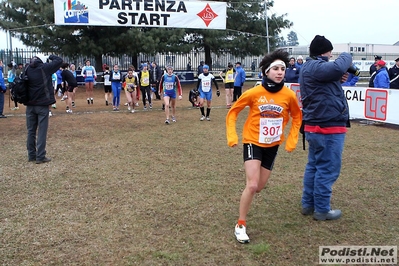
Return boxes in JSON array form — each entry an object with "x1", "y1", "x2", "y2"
[{"x1": 264, "y1": 0, "x2": 270, "y2": 53}]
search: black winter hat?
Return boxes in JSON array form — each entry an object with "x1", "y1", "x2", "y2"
[{"x1": 309, "y1": 35, "x2": 333, "y2": 56}]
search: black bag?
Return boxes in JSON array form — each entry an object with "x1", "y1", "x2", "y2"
[{"x1": 11, "y1": 66, "x2": 29, "y2": 104}]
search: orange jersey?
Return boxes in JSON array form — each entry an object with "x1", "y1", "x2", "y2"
[{"x1": 226, "y1": 84, "x2": 302, "y2": 152}]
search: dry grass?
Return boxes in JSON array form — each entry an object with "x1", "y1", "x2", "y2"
[{"x1": 0, "y1": 84, "x2": 398, "y2": 265}]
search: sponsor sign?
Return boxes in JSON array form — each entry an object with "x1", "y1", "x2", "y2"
[{"x1": 54, "y1": 0, "x2": 227, "y2": 29}]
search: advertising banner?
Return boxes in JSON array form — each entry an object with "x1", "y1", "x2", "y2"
[{"x1": 54, "y1": 0, "x2": 227, "y2": 29}]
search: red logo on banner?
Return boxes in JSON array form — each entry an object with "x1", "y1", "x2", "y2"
[
  {"x1": 197, "y1": 4, "x2": 218, "y2": 27},
  {"x1": 290, "y1": 83, "x2": 302, "y2": 109},
  {"x1": 365, "y1": 89, "x2": 388, "y2": 121}
]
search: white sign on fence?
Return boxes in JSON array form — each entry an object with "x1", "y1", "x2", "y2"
[{"x1": 54, "y1": 0, "x2": 227, "y2": 29}]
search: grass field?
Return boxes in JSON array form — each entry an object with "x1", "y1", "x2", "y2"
[{"x1": 0, "y1": 84, "x2": 398, "y2": 265}]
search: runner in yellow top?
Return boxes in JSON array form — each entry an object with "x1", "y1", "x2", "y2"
[
  {"x1": 219, "y1": 63, "x2": 236, "y2": 108},
  {"x1": 226, "y1": 49, "x2": 302, "y2": 244},
  {"x1": 122, "y1": 68, "x2": 138, "y2": 113},
  {"x1": 138, "y1": 63, "x2": 152, "y2": 110}
]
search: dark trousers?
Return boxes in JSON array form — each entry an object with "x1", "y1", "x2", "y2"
[
  {"x1": 0, "y1": 92, "x2": 4, "y2": 115},
  {"x1": 233, "y1": 86, "x2": 242, "y2": 102},
  {"x1": 140, "y1": 85, "x2": 152, "y2": 106},
  {"x1": 26, "y1": 105, "x2": 50, "y2": 161}
]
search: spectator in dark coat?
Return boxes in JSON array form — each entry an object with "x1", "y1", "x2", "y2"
[
  {"x1": 285, "y1": 57, "x2": 299, "y2": 83},
  {"x1": 25, "y1": 54, "x2": 63, "y2": 164},
  {"x1": 388, "y1": 57, "x2": 399, "y2": 89},
  {"x1": 150, "y1": 61, "x2": 163, "y2": 100}
]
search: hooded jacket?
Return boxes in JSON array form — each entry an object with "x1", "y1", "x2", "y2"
[
  {"x1": 25, "y1": 55, "x2": 63, "y2": 106},
  {"x1": 299, "y1": 53, "x2": 352, "y2": 127}
]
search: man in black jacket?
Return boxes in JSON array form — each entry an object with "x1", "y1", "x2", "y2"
[
  {"x1": 150, "y1": 61, "x2": 163, "y2": 100},
  {"x1": 388, "y1": 57, "x2": 399, "y2": 89},
  {"x1": 25, "y1": 54, "x2": 63, "y2": 164}
]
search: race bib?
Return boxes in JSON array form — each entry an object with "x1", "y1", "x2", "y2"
[
  {"x1": 164, "y1": 82, "x2": 174, "y2": 90},
  {"x1": 86, "y1": 70, "x2": 93, "y2": 77},
  {"x1": 227, "y1": 73, "x2": 234, "y2": 80},
  {"x1": 201, "y1": 80, "x2": 211, "y2": 92},
  {"x1": 113, "y1": 72, "x2": 121, "y2": 80},
  {"x1": 258, "y1": 117, "x2": 283, "y2": 144},
  {"x1": 142, "y1": 77, "x2": 150, "y2": 86}
]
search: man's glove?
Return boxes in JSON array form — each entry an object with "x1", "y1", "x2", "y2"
[{"x1": 216, "y1": 90, "x2": 220, "y2": 97}]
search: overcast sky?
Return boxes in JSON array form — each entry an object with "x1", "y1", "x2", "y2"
[
  {"x1": 271, "y1": 0, "x2": 399, "y2": 46},
  {"x1": 1, "y1": 0, "x2": 398, "y2": 49}
]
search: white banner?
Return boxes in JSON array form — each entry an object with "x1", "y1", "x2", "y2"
[
  {"x1": 287, "y1": 83, "x2": 399, "y2": 125},
  {"x1": 54, "y1": 0, "x2": 227, "y2": 29}
]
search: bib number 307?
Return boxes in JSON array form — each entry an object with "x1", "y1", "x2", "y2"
[{"x1": 258, "y1": 117, "x2": 283, "y2": 144}]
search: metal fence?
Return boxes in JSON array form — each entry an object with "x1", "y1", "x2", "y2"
[{"x1": 0, "y1": 48, "x2": 265, "y2": 73}]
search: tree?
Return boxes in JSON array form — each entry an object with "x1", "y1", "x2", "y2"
[
  {"x1": 276, "y1": 36, "x2": 287, "y2": 47},
  {"x1": 183, "y1": 0, "x2": 292, "y2": 68},
  {"x1": 286, "y1": 31, "x2": 299, "y2": 46}
]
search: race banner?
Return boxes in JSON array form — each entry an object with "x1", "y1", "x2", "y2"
[{"x1": 53, "y1": 0, "x2": 227, "y2": 29}]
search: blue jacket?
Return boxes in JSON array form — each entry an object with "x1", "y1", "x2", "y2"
[
  {"x1": 374, "y1": 68, "x2": 390, "y2": 88},
  {"x1": 0, "y1": 66, "x2": 6, "y2": 91},
  {"x1": 234, "y1": 66, "x2": 246, "y2": 86},
  {"x1": 299, "y1": 53, "x2": 352, "y2": 127},
  {"x1": 341, "y1": 73, "x2": 359, "y2": 86},
  {"x1": 285, "y1": 64, "x2": 299, "y2": 83}
]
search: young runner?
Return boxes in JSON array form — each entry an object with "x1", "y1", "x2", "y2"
[
  {"x1": 60, "y1": 62, "x2": 78, "y2": 113},
  {"x1": 159, "y1": 66, "x2": 182, "y2": 124},
  {"x1": 102, "y1": 65, "x2": 112, "y2": 106},
  {"x1": 219, "y1": 63, "x2": 236, "y2": 108},
  {"x1": 110, "y1": 64, "x2": 122, "y2": 111},
  {"x1": 81, "y1": 59, "x2": 97, "y2": 104},
  {"x1": 226, "y1": 49, "x2": 302, "y2": 244},
  {"x1": 122, "y1": 68, "x2": 138, "y2": 113},
  {"x1": 197, "y1": 65, "x2": 219, "y2": 121}
]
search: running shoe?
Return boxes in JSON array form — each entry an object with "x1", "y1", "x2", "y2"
[
  {"x1": 172, "y1": 116, "x2": 176, "y2": 122},
  {"x1": 87, "y1": 98, "x2": 90, "y2": 104},
  {"x1": 149, "y1": 103, "x2": 152, "y2": 109},
  {"x1": 128, "y1": 106, "x2": 131, "y2": 111},
  {"x1": 49, "y1": 111, "x2": 53, "y2": 117},
  {"x1": 52, "y1": 104, "x2": 57, "y2": 109},
  {"x1": 11, "y1": 107, "x2": 19, "y2": 110},
  {"x1": 206, "y1": 117, "x2": 211, "y2": 121},
  {"x1": 165, "y1": 119, "x2": 170, "y2": 124},
  {"x1": 135, "y1": 102, "x2": 139, "y2": 107},
  {"x1": 200, "y1": 115, "x2": 205, "y2": 121},
  {"x1": 124, "y1": 103, "x2": 128, "y2": 106},
  {"x1": 235, "y1": 224, "x2": 250, "y2": 244},
  {"x1": 66, "y1": 109, "x2": 73, "y2": 113},
  {"x1": 144, "y1": 106, "x2": 147, "y2": 110},
  {"x1": 131, "y1": 109, "x2": 135, "y2": 113},
  {"x1": 72, "y1": 102, "x2": 75, "y2": 108},
  {"x1": 90, "y1": 98, "x2": 94, "y2": 104}
]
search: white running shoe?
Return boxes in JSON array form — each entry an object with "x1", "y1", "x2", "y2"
[
  {"x1": 131, "y1": 109, "x2": 135, "y2": 113},
  {"x1": 124, "y1": 103, "x2": 128, "y2": 106},
  {"x1": 49, "y1": 111, "x2": 53, "y2": 117},
  {"x1": 165, "y1": 119, "x2": 170, "y2": 124},
  {"x1": 172, "y1": 116, "x2": 176, "y2": 122},
  {"x1": 128, "y1": 106, "x2": 131, "y2": 111},
  {"x1": 235, "y1": 224, "x2": 250, "y2": 244},
  {"x1": 66, "y1": 109, "x2": 72, "y2": 113},
  {"x1": 206, "y1": 116, "x2": 211, "y2": 121},
  {"x1": 135, "y1": 102, "x2": 139, "y2": 107},
  {"x1": 200, "y1": 115, "x2": 205, "y2": 121}
]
